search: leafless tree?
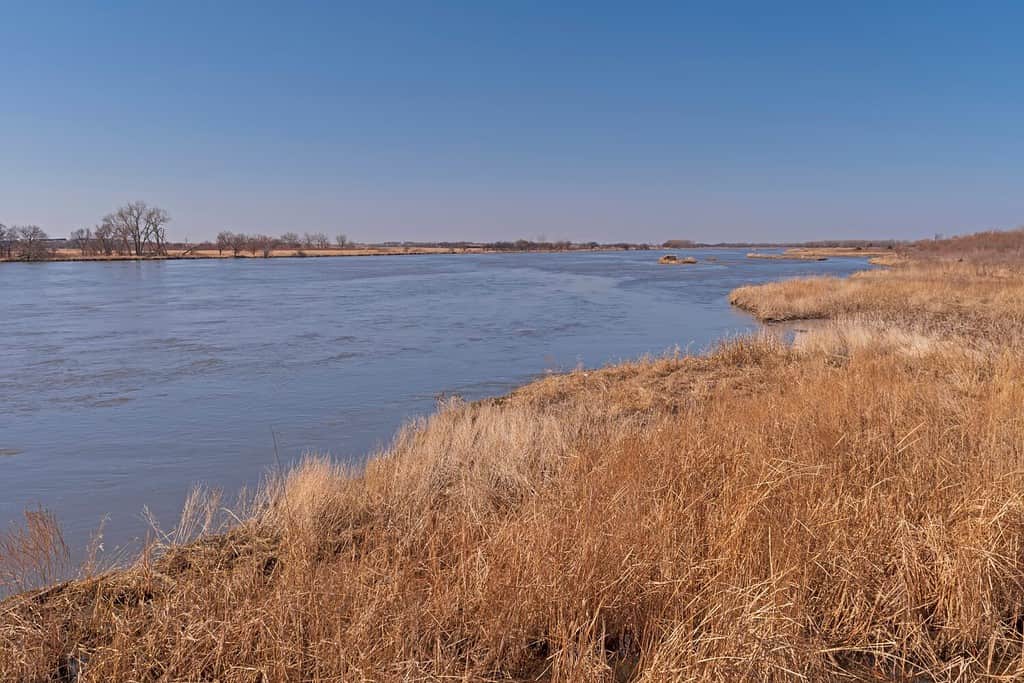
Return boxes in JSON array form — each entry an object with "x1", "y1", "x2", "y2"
[
  {"x1": 280, "y1": 232, "x2": 300, "y2": 248},
  {"x1": 68, "y1": 228, "x2": 84, "y2": 250},
  {"x1": 227, "y1": 232, "x2": 248, "y2": 257},
  {"x1": 114, "y1": 221, "x2": 132, "y2": 254},
  {"x1": 149, "y1": 208, "x2": 170, "y2": 254},
  {"x1": 93, "y1": 223, "x2": 116, "y2": 255},
  {"x1": 103, "y1": 207, "x2": 136, "y2": 254},
  {"x1": 15, "y1": 225, "x2": 51, "y2": 261},
  {"x1": 84, "y1": 229, "x2": 96, "y2": 255},
  {"x1": 100, "y1": 201, "x2": 171, "y2": 256},
  {"x1": 216, "y1": 231, "x2": 233, "y2": 256},
  {"x1": 335, "y1": 233, "x2": 349, "y2": 248},
  {"x1": 0, "y1": 224, "x2": 14, "y2": 258},
  {"x1": 69, "y1": 228, "x2": 95, "y2": 255},
  {"x1": 254, "y1": 234, "x2": 278, "y2": 258},
  {"x1": 299, "y1": 232, "x2": 330, "y2": 249}
]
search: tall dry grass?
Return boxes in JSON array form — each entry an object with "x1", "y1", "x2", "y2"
[
  {"x1": 728, "y1": 261, "x2": 1024, "y2": 346},
  {"x1": 4, "y1": 335, "x2": 1024, "y2": 680},
  {"x1": 4, "y1": 229, "x2": 1024, "y2": 681},
  {"x1": 913, "y1": 227, "x2": 1024, "y2": 263}
]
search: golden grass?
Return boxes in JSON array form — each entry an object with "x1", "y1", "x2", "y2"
[
  {"x1": 912, "y1": 227, "x2": 1024, "y2": 263},
  {"x1": 784, "y1": 247, "x2": 895, "y2": 259},
  {"x1": 4, "y1": 230, "x2": 1024, "y2": 680},
  {"x1": 729, "y1": 261, "x2": 1024, "y2": 342},
  {"x1": 867, "y1": 253, "x2": 908, "y2": 266},
  {"x1": 747, "y1": 247, "x2": 898, "y2": 262},
  {"x1": 747, "y1": 252, "x2": 828, "y2": 261}
]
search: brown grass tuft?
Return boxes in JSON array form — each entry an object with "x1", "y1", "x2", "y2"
[{"x1": 0, "y1": 508, "x2": 69, "y2": 596}]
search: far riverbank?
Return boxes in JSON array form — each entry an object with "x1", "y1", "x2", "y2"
[{"x1": 0, "y1": 244, "x2": 652, "y2": 263}]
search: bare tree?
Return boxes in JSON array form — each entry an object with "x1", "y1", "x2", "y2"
[
  {"x1": 0, "y1": 224, "x2": 13, "y2": 259},
  {"x1": 102, "y1": 205, "x2": 139, "y2": 255},
  {"x1": 228, "y1": 232, "x2": 249, "y2": 257},
  {"x1": 69, "y1": 228, "x2": 95, "y2": 255},
  {"x1": 115, "y1": 221, "x2": 132, "y2": 254},
  {"x1": 100, "y1": 201, "x2": 170, "y2": 256},
  {"x1": 280, "y1": 232, "x2": 300, "y2": 248},
  {"x1": 148, "y1": 207, "x2": 170, "y2": 254},
  {"x1": 93, "y1": 223, "x2": 116, "y2": 255},
  {"x1": 299, "y1": 232, "x2": 330, "y2": 249},
  {"x1": 335, "y1": 233, "x2": 349, "y2": 248},
  {"x1": 68, "y1": 228, "x2": 84, "y2": 250},
  {"x1": 254, "y1": 234, "x2": 278, "y2": 258},
  {"x1": 15, "y1": 225, "x2": 51, "y2": 261},
  {"x1": 216, "y1": 231, "x2": 233, "y2": 256},
  {"x1": 83, "y1": 228, "x2": 95, "y2": 255}
]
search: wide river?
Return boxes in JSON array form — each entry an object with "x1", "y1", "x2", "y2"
[{"x1": 1, "y1": 250, "x2": 869, "y2": 556}]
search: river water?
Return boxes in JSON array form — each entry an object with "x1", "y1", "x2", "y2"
[{"x1": 0, "y1": 249, "x2": 870, "y2": 556}]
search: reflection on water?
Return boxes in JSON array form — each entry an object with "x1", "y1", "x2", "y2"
[{"x1": 0, "y1": 250, "x2": 870, "y2": 555}]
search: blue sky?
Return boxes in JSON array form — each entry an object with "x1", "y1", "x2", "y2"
[{"x1": 1, "y1": 1, "x2": 1022, "y2": 243}]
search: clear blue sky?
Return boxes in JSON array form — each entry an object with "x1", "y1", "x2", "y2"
[{"x1": 2, "y1": 1, "x2": 1022, "y2": 243}]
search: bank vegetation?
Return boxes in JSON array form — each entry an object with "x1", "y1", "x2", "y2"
[{"x1": 0, "y1": 206, "x2": 654, "y2": 263}]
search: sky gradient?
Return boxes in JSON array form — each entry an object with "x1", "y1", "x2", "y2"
[{"x1": 2, "y1": 1, "x2": 1022, "y2": 243}]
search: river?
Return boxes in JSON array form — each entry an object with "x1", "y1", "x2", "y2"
[{"x1": 0, "y1": 249, "x2": 870, "y2": 556}]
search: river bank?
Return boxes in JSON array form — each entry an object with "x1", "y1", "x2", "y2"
[
  {"x1": 0, "y1": 245, "x2": 892, "y2": 265},
  {"x1": 0, "y1": 244, "x2": 655, "y2": 263},
  {"x1": 2, "y1": 232, "x2": 1022, "y2": 680}
]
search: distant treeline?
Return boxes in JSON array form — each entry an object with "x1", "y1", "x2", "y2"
[
  {"x1": 0, "y1": 224, "x2": 52, "y2": 261},
  {"x1": 373, "y1": 240, "x2": 651, "y2": 251},
  {"x1": 2, "y1": 201, "x2": 171, "y2": 261},
  {"x1": 192, "y1": 236, "x2": 652, "y2": 256},
  {"x1": 204, "y1": 231, "x2": 350, "y2": 257},
  {"x1": 662, "y1": 239, "x2": 904, "y2": 249},
  {"x1": 4, "y1": 199, "x2": 933, "y2": 264}
]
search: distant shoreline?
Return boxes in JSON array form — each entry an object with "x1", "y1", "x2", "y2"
[
  {"x1": 0, "y1": 244, "x2": 651, "y2": 263},
  {"x1": 0, "y1": 244, "x2": 898, "y2": 264}
]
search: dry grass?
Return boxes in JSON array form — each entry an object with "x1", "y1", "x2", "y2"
[
  {"x1": 658, "y1": 254, "x2": 697, "y2": 264},
  {"x1": 784, "y1": 247, "x2": 896, "y2": 259},
  {"x1": 747, "y1": 252, "x2": 828, "y2": 261},
  {"x1": 912, "y1": 227, "x2": 1024, "y2": 264},
  {"x1": 4, "y1": 230, "x2": 1024, "y2": 681},
  {"x1": 746, "y1": 247, "x2": 900, "y2": 264},
  {"x1": 729, "y1": 261, "x2": 1024, "y2": 343}
]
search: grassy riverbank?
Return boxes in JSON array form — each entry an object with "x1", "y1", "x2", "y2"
[
  {"x1": 3, "y1": 231, "x2": 1024, "y2": 681},
  {"x1": 2, "y1": 245, "x2": 890, "y2": 264},
  {"x1": 0, "y1": 244, "x2": 650, "y2": 263}
]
